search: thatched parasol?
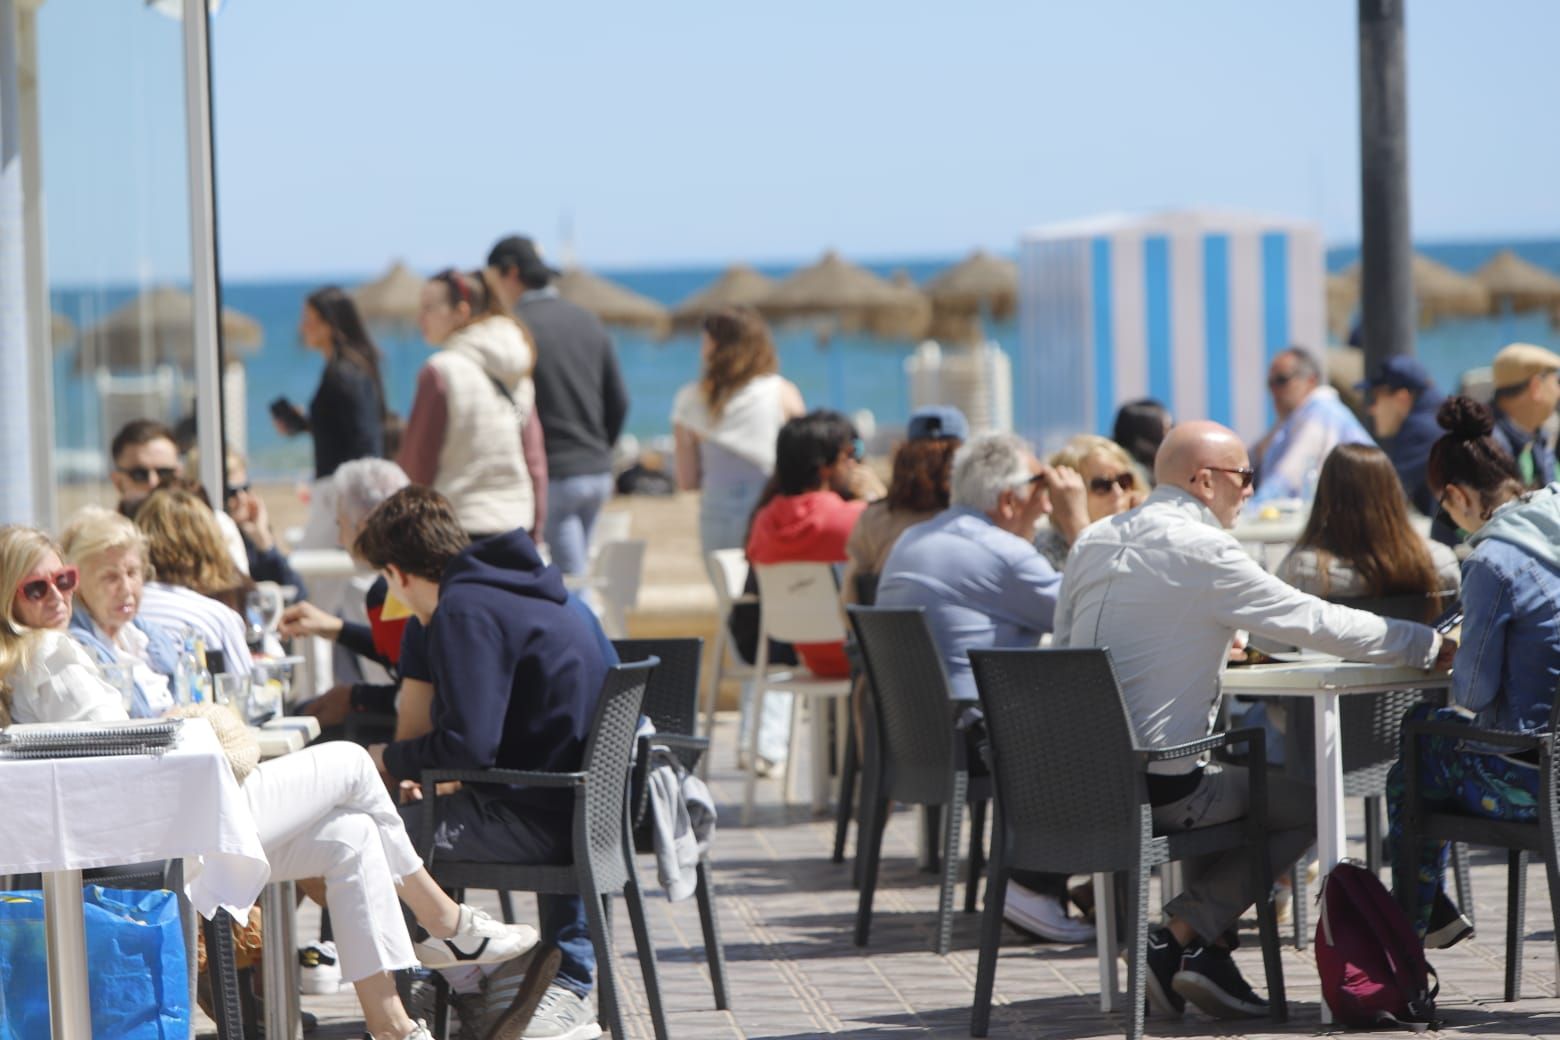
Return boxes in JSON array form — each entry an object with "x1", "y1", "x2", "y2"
[
  {"x1": 51, "y1": 313, "x2": 76, "y2": 347},
  {"x1": 1325, "y1": 273, "x2": 1359, "y2": 342},
  {"x1": 757, "y1": 250, "x2": 930, "y2": 339},
  {"x1": 1473, "y1": 249, "x2": 1560, "y2": 314},
  {"x1": 670, "y1": 264, "x2": 777, "y2": 329},
  {"x1": 923, "y1": 249, "x2": 1018, "y2": 321},
  {"x1": 1338, "y1": 253, "x2": 1490, "y2": 329},
  {"x1": 77, "y1": 287, "x2": 262, "y2": 373},
  {"x1": 556, "y1": 268, "x2": 670, "y2": 336},
  {"x1": 353, "y1": 261, "x2": 426, "y2": 328}
]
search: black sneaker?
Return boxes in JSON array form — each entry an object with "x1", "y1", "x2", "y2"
[
  {"x1": 1172, "y1": 944, "x2": 1269, "y2": 1020},
  {"x1": 1425, "y1": 891, "x2": 1474, "y2": 950},
  {"x1": 1143, "y1": 927, "x2": 1186, "y2": 1017}
]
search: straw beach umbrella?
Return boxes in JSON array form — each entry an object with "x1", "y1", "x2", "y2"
[
  {"x1": 78, "y1": 287, "x2": 261, "y2": 372},
  {"x1": 670, "y1": 264, "x2": 777, "y2": 329},
  {"x1": 352, "y1": 260, "x2": 426, "y2": 329},
  {"x1": 1325, "y1": 272, "x2": 1360, "y2": 342},
  {"x1": 924, "y1": 249, "x2": 1019, "y2": 321},
  {"x1": 757, "y1": 250, "x2": 930, "y2": 339},
  {"x1": 51, "y1": 313, "x2": 76, "y2": 347},
  {"x1": 1339, "y1": 253, "x2": 1489, "y2": 329},
  {"x1": 556, "y1": 267, "x2": 670, "y2": 337},
  {"x1": 1472, "y1": 249, "x2": 1560, "y2": 314}
]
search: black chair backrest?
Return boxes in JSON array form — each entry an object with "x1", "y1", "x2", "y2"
[
  {"x1": 575, "y1": 657, "x2": 658, "y2": 878},
  {"x1": 613, "y1": 638, "x2": 704, "y2": 741},
  {"x1": 969, "y1": 647, "x2": 1144, "y2": 873},
  {"x1": 848, "y1": 606, "x2": 957, "y2": 803},
  {"x1": 854, "y1": 572, "x2": 880, "y2": 606}
]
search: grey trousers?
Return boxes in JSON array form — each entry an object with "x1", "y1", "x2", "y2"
[{"x1": 1152, "y1": 763, "x2": 1315, "y2": 944}]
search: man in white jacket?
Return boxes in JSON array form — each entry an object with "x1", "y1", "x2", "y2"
[{"x1": 1054, "y1": 420, "x2": 1454, "y2": 1021}]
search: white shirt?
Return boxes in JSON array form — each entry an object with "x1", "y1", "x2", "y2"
[
  {"x1": 7, "y1": 630, "x2": 128, "y2": 724},
  {"x1": 1053, "y1": 485, "x2": 1440, "y2": 773},
  {"x1": 137, "y1": 583, "x2": 255, "y2": 676}
]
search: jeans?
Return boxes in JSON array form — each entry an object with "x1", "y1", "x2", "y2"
[
  {"x1": 545, "y1": 473, "x2": 615, "y2": 576},
  {"x1": 400, "y1": 789, "x2": 595, "y2": 997},
  {"x1": 699, "y1": 478, "x2": 767, "y2": 556},
  {"x1": 1387, "y1": 704, "x2": 1542, "y2": 935}
]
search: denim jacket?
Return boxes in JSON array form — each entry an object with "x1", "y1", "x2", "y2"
[
  {"x1": 1456, "y1": 483, "x2": 1560, "y2": 734},
  {"x1": 67, "y1": 608, "x2": 180, "y2": 718}
]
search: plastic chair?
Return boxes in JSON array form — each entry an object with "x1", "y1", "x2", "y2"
[
  {"x1": 742, "y1": 562, "x2": 853, "y2": 824},
  {"x1": 702, "y1": 549, "x2": 756, "y2": 757},
  {"x1": 1398, "y1": 691, "x2": 1560, "y2": 1002},
  {"x1": 847, "y1": 607, "x2": 989, "y2": 955},
  {"x1": 968, "y1": 648, "x2": 1286, "y2": 1040},
  {"x1": 417, "y1": 659, "x2": 670, "y2": 1040},
  {"x1": 613, "y1": 637, "x2": 731, "y2": 1010},
  {"x1": 572, "y1": 538, "x2": 646, "y2": 640}
]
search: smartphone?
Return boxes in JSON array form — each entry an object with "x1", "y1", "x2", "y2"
[
  {"x1": 1432, "y1": 599, "x2": 1463, "y2": 634},
  {"x1": 269, "y1": 396, "x2": 308, "y2": 434}
]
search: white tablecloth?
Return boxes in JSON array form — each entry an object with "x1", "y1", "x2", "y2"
[{"x1": 0, "y1": 718, "x2": 270, "y2": 918}]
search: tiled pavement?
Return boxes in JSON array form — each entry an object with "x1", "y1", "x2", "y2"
[{"x1": 203, "y1": 715, "x2": 1560, "y2": 1039}]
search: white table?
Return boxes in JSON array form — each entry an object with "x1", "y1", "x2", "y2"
[{"x1": 0, "y1": 720, "x2": 269, "y2": 1039}]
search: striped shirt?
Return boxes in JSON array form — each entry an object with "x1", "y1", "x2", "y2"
[{"x1": 137, "y1": 582, "x2": 255, "y2": 676}]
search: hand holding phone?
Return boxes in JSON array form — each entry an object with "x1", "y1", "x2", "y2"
[{"x1": 269, "y1": 397, "x2": 307, "y2": 435}]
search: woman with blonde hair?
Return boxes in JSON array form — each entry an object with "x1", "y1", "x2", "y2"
[
  {"x1": 673, "y1": 306, "x2": 806, "y2": 554},
  {"x1": 399, "y1": 267, "x2": 539, "y2": 540},
  {"x1": 60, "y1": 507, "x2": 179, "y2": 717},
  {"x1": 1034, "y1": 434, "x2": 1147, "y2": 569}
]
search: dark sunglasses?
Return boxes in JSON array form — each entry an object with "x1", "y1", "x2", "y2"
[
  {"x1": 1267, "y1": 371, "x2": 1299, "y2": 390},
  {"x1": 118, "y1": 465, "x2": 178, "y2": 485},
  {"x1": 19, "y1": 566, "x2": 79, "y2": 603},
  {"x1": 225, "y1": 482, "x2": 252, "y2": 499},
  {"x1": 1203, "y1": 465, "x2": 1256, "y2": 489},
  {"x1": 1088, "y1": 473, "x2": 1135, "y2": 495}
]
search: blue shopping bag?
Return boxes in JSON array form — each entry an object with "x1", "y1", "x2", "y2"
[{"x1": 0, "y1": 886, "x2": 189, "y2": 1040}]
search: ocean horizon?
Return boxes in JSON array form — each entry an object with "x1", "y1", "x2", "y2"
[{"x1": 49, "y1": 239, "x2": 1560, "y2": 481}]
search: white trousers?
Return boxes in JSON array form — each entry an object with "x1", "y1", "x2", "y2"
[{"x1": 243, "y1": 742, "x2": 423, "y2": 981}]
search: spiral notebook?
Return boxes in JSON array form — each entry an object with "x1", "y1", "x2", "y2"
[{"x1": 0, "y1": 718, "x2": 184, "y2": 760}]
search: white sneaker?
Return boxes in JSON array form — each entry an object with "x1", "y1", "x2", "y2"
[
  {"x1": 521, "y1": 984, "x2": 602, "y2": 1040},
  {"x1": 416, "y1": 904, "x2": 540, "y2": 970},
  {"x1": 298, "y1": 940, "x2": 343, "y2": 994},
  {"x1": 1002, "y1": 882, "x2": 1096, "y2": 944}
]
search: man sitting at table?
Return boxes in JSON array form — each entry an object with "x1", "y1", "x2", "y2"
[
  {"x1": 357, "y1": 486, "x2": 607, "y2": 1040},
  {"x1": 1053, "y1": 420, "x2": 1453, "y2": 1021},
  {"x1": 877, "y1": 431, "x2": 1094, "y2": 944}
]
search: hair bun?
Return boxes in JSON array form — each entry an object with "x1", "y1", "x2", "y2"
[{"x1": 1437, "y1": 395, "x2": 1495, "y2": 440}]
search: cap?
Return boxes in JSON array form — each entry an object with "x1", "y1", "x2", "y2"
[
  {"x1": 906, "y1": 406, "x2": 968, "y2": 442},
  {"x1": 486, "y1": 235, "x2": 558, "y2": 285},
  {"x1": 1492, "y1": 342, "x2": 1560, "y2": 391},
  {"x1": 1355, "y1": 355, "x2": 1434, "y2": 396}
]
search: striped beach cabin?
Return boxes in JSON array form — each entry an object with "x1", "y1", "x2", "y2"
[{"x1": 1017, "y1": 210, "x2": 1326, "y2": 452}]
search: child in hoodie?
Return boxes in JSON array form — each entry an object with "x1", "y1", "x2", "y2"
[{"x1": 1389, "y1": 397, "x2": 1560, "y2": 946}]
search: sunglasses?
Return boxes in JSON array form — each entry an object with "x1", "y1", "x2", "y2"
[
  {"x1": 225, "y1": 482, "x2": 252, "y2": 499},
  {"x1": 849, "y1": 437, "x2": 865, "y2": 463},
  {"x1": 1267, "y1": 371, "x2": 1301, "y2": 390},
  {"x1": 1203, "y1": 465, "x2": 1256, "y2": 489},
  {"x1": 1088, "y1": 473, "x2": 1135, "y2": 495},
  {"x1": 19, "y1": 566, "x2": 79, "y2": 603},
  {"x1": 118, "y1": 465, "x2": 178, "y2": 485}
]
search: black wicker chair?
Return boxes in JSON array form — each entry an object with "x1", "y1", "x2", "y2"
[
  {"x1": 1398, "y1": 691, "x2": 1560, "y2": 1001},
  {"x1": 614, "y1": 637, "x2": 731, "y2": 1011},
  {"x1": 847, "y1": 606, "x2": 989, "y2": 955},
  {"x1": 968, "y1": 648, "x2": 1286, "y2": 1040},
  {"x1": 418, "y1": 659, "x2": 670, "y2": 1040},
  {"x1": 832, "y1": 573, "x2": 880, "y2": 877}
]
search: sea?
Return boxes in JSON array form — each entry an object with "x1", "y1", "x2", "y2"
[{"x1": 48, "y1": 240, "x2": 1560, "y2": 481}]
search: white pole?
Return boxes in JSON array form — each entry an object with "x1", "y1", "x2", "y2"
[
  {"x1": 18, "y1": 3, "x2": 55, "y2": 530},
  {"x1": 0, "y1": 0, "x2": 38, "y2": 527},
  {"x1": 183, "y1": 0, "x2": 225, "y2": 500}
]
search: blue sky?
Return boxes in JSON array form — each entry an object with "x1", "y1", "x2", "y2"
[{"x1": 34, "y1": 0, "x2": 1560, "y2": 284}]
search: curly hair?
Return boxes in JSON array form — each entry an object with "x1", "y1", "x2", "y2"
[
  {"x1": 700, "y1": 307, "x2": 778, "y2": 420},
  {"x1": 134, "y1": 488, "x2": 249, "y2": 611},
  {"x1": 885, "y1": 438, "x2": 960, "y2": 513}
]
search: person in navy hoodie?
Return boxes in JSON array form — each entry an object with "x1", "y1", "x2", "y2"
[
  {"x1": 358, "y1": 485, "x2": 610, "y2": 1040},
  {"x1": 1358, "y1": 355, "x2": 1445, "y2": 520}
]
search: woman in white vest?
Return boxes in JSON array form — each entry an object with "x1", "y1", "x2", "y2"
[
  {"x1": 672, "y1": 307, "x2": 805, "y2": 555},
  {"x1": 399, "y1": 268, "x2": 536, "y2": 539}
]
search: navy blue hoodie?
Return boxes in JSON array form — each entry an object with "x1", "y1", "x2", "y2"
[
  {"x1": 381, "y1": 528, "x2": 609, "y2": 817},
  {"x1": 1379, "y1": 387, "x2": 1443, "y2": 519}
]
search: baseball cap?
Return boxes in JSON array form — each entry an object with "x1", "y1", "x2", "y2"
[
  {"x1": 1355, "y1": 355, "x2": 1434, "y2": 396},
  {"x1": 905, "y1": 406, "x2": 969, "y2": 442},
  {"x1": 1492, "y1": 342, "x2": 1560, "y2": 391},
  {"x1": 486, "y1": 235, "x2": 559, "y2": 285}
]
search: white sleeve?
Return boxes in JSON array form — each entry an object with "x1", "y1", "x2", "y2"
[{"x1": 15, "y1": 636, "x2": 130, "y2": 723}]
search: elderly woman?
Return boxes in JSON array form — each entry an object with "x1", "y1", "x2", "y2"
[
  {"x1": 0, "y1": 524, "x2": 552, "y2": 1040},
  {"x1": 1034, "y1": 434, "x2": 1148, "y2": 570},
  {"x1": 59, "y1": 507, "x2": 178, "y2": 717}
]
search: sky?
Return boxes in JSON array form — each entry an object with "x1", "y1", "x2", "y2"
[{"x1": 32, "y1": 0, "x2": 1560, "y2": 285}]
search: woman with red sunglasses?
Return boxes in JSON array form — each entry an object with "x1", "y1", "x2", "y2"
[{"x1": 0, "y1": 525, "x2": 125, "y2": 726}]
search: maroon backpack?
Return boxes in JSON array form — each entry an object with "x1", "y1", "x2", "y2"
[{"x1": 1315, "y1": 860, "x2": 1439, "y2": 1031}]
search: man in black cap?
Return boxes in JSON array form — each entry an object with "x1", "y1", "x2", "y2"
[
  {"x1": 488, "y1": 235, "x2": 629, "y2": 575},
  {"x1": 1357, "y1": 355, "x2": 1444, "y2": 518}
]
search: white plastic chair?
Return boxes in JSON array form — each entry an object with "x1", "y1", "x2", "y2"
[
  {"x1": 742, "y1": 561, "x2": 853, "y2": 824},
  {"x1": 572, "y1": 538, "x2": 645, "y2": 639},
  {"x1": 702, "y1": 549, "x2": 756, "y2": 762}
]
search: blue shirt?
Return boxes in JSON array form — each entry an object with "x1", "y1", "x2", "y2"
[
  {"x1": 1252, "y1": 386, "x2": 1373, "y2": 504},
  {"x1": 876, "y1": 507, "x2": 1061, "y2": 701}
]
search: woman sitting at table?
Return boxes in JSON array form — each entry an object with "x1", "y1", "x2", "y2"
[
  {"x1": 1388, "y1": 396, "x2": 1560, "y2": 949},
  {"x1": 1034, "y1": 434, "x2": 1147, "y2": 570},
  {"x1": 59, "y1": 507, "x2": 179, "y2": 718},
  {"x1": 0, "y1": 525, "x2": 549, "y2": 1040},
  {"x1": 1276, "y1": 442, "x2": 1460, "y2": 611}
]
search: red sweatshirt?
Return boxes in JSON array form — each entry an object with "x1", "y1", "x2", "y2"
[{"x1": 746, "y1": 490, "x2": 867, "y2": 677}]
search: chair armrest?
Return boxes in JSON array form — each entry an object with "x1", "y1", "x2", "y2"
[
  {"x1": 1141, "y1": 727, "x2": 1264, "y2": 763},
  {"x1": 1402, "y1": 719, "x2": 1543, "y2": 752},
  {"x1": 420, "y1": 768, "x2": 586, "y2": 789},
  {"x1": 647, "y1": 733, "x2": 710, "y2": 754}
]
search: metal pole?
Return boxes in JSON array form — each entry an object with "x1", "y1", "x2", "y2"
[
  {"x1": 183, "y1": 0, "x2": 227, "y2": 500},
  {"x1": 1357, "y1": 0, "x2": 1415, "y2": 373},
  {"x1": 18, "y1": 3, "x2": 56, "y2": 531},
  {"x1": 0, "y1": 0, "x2": 37, "y2": 527}
]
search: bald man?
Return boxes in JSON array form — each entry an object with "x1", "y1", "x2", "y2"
[{"x1": 1053, "y1": 420, "x2": 1452, "y2": 1021}]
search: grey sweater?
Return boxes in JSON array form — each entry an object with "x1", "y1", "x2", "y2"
[{"x1": 517, "y1": 290, "x2": 629, "y2": 478}]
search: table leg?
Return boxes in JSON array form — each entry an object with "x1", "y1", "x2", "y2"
[
  {"x1": 1094, "y1": 872, "x2": 1119, "y2": 1012},
  {"x1": 261, "y1": 881, "x2": 301, "y2": 1040},
  {"x1": 42, "y1": 869, "x2": 91, "y2": 1040},
  {"x1": 1312, "y1": 689, "x2": 1346, "y2": 1025}
]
